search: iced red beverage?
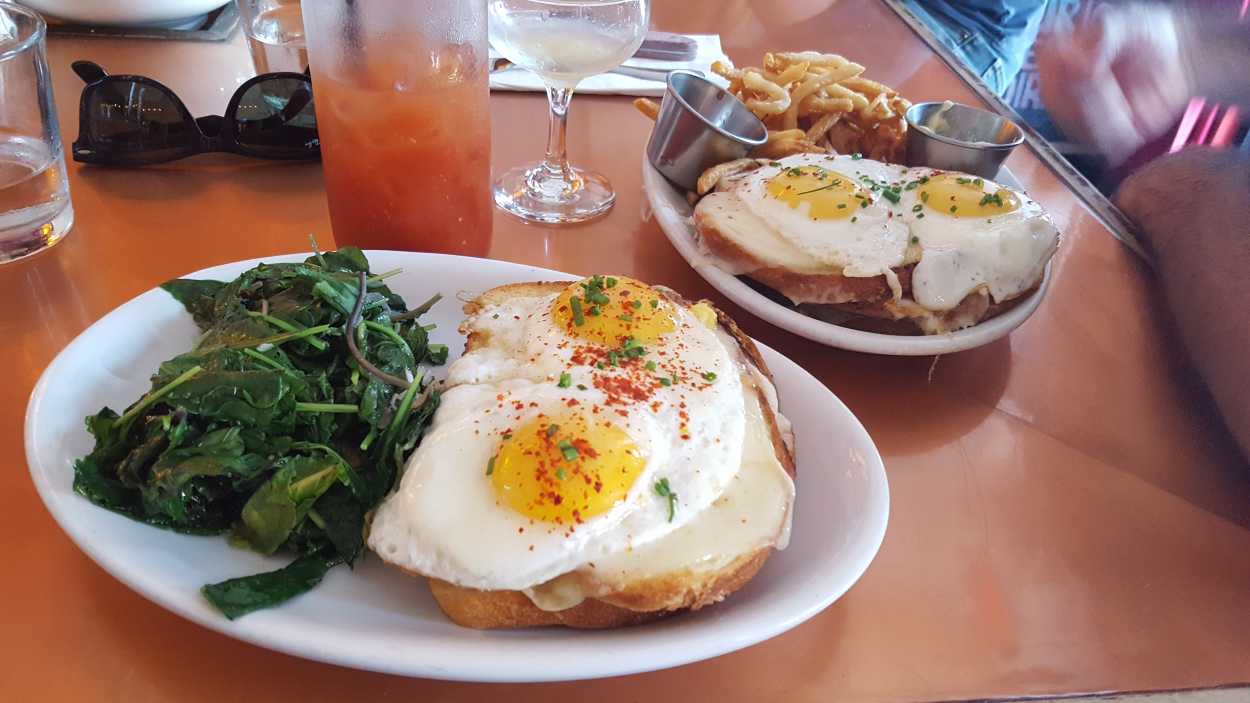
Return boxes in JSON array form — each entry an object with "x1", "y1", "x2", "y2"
[{"x1": 305, "y1": 2, "x2": 491, "y2": 255}]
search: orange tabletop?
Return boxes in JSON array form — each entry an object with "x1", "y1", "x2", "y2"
[{"x1": 4, "y1": 2, "x2": 1250, "y2": 702}]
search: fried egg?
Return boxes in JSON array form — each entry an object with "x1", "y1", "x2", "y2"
[
  {"x1": 899, "y1": 170, "x2": 1056, "y2": 311},
  {"x1": 698, "y1": 153, "x2": 1059, "y2": 317},
  {"x1": 732, "y1": 154, "x2": 911, "y2": 278},
  {"x1": 368, "y1": 277, "x2": 761, "y2": 592}
]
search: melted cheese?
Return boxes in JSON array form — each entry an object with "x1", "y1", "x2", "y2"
[
  {"x1": 696, "y1": 192, "x2": 828, "y2": 274},
  {"x1": 908, "y1": 214, "x2": 1056, "y2": 311}
]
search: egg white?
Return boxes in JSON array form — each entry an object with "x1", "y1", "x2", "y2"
[
  {"x1": 731, "y1": 154, "x2": 911, "y2": 278},
  {"x1": 368, "y1": 289, "x2": 748, "y2": 591},
  {"x1": 894, "y1": 168, "x2": 1059, "y2": 311}
]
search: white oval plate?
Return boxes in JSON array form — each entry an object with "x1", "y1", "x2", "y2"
[
  {"x1": 25, "y1": 252, "x2": 888, "y2": 682},
  {"x1": 642, "y1": 159, "x2": 1051, "y2": 356}
]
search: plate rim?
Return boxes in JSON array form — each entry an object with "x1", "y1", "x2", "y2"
[
  {"x1": 24, "y1": 250, "x2": 889, "y2": 682},
  {"x1": 642, "y1": 157, "x2": 1051, "y2": 356}
]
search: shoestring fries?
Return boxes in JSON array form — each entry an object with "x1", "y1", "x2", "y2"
[{"x1": 634, "y1": 51, "x2": 910, "y2": 163}]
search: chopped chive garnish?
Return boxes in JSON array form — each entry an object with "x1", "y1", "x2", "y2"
[
  {"x1": 486, "y1": 456, "x2": 496, "y2": 475},
  {"x1": 979, "y1": 192, "x2": 1005, "y2": 207},
  {"x1": 618, "y1": 314, "x2": 634, "y2": 322},
  {"x1": 546, "y1": 423, "x2": 559, "y2": 437},
  {"x1": 645, "y1": 360, "x2": 657, "y2": 371},
  {"x1": 570, "y1": 296, "x2": 585, "y2": 326},
  {"x1": 558, "y1": 440, "x2": 579, "y2": 461},
  {"x1": 557, "y1": 372, "x2": 571, "y2": 388},
  {"x1": 795, "y1": 182, "x2": 839, "y2": 197},
  {"x1": 653, "y1": 477, "x2": 677, "y2": 521},
  {"x1": 606, "y1": 277, "x2": 618, "y2": 288},
  {"x1": 702, "y1": 371, "x2": 717, "y2": 382},
  {"x1": 659, "y1": 377, "x2": 672, "y2": 387},
  {"x1": 556, "y1": 467, "x2": 568, "y2": 480},
  {"x1": 650, "y1": 299, "x2": 659, "y2": 309},
  {"x1": 881, "y1": 189, "x2": 900, "y2": 204},
  {"x1": 631, "y1": 299, "x2": 642, "y2": 309},
  {"x1": 577, "y1": 384, "x2": 587, "y2": 390}
]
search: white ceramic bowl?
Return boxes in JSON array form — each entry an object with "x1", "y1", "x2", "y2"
[{"x1": 20, "y1": 0, "x2": 229, "y2": 26}]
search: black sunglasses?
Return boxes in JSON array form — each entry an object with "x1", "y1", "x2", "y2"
[{"x1": 71, "y1": 61, "x2": 319, "y2": 165}]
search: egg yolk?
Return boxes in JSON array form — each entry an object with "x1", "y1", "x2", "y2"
[
  {"x1": 490, "y1": 414, "x2": 645, "y2": 525},
  {"x1": 919, "y1": 173, "x2": 1019, "y2": 218},
  {"x1": 552, "y1": 276, "x2": 675, "y2": 345},
  {"x1": 766, "y1": 166, "x2": 865, "y2": 220}
]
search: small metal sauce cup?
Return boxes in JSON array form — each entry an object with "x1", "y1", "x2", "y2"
[
  {"x1": 646, "y1": 70, "x2": 768, "y2": 190},
  {"x1": 904, "y1": 101, "x2": 1023, "y2": 179}
]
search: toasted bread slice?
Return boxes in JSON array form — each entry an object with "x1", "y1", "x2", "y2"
[
  {"x1": 692, "y1": 165, "x2": 1048, "y2": 334},
  {"x1": 410, "y1": 281, "x2": 796, "y2": 629}
]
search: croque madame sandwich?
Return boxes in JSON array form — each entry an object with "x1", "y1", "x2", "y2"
[
  {"x1": 367, "y1": 276, "x2": 796, "y2": 628},
  {"x1": 693, "y1": 153, "x2": 1060, "y2": 334}
]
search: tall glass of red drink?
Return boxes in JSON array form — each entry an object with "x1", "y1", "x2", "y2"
[{"x1": 304, "y1": 0, "x2": 491, "y2": 256}]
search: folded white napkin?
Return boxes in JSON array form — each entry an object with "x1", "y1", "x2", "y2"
[{"x1": 488, "y1": 34, "x2": 728, "y2": 97}]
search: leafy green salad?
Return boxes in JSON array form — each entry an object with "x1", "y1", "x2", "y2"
[{"x1": 72, "y1": 247, "x2": 445, "y2": 619}]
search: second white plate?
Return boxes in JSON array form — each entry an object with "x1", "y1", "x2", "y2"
[{"x1": 642, "y1": 159, "x2": 1050, "y2": 356}]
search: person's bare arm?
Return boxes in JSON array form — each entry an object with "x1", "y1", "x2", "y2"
[
  {"x1": 1114, "y1": 148, "x2": 1250, "y2": 460},
  {"x1": 1036, "y1": 3, "x2": 1250, "y2": 167}
]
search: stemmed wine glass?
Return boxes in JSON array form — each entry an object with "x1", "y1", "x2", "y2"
[{"x1": 489, "y1": 0, "x2": 650, "y2": 224}]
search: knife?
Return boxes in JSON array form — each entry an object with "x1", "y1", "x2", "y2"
[{"x1": 634, "y1": 32, "x2": 699, "y2": 62}]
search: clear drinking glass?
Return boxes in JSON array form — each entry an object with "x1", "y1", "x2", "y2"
[
  {"x1": 239, "y1": 0, "x2": 308, "y2": 74},
  {"x1": 490, "y1": 0, "x2": 649, "y2": 224},
  {"x1": 303, "y1": 0, "x2": 493, "y2": 256},
  {"x1": 0, "y1": 2, "x2": 72, "y2": 264}
]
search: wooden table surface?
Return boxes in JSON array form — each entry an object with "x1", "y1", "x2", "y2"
[{"x1": 4, "y1": 2, "x2": 1250, "y2": 701}]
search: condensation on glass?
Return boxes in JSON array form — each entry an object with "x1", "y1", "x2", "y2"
[
  {"x1": 238, "y1": 0, "x2": 308, "y2": 74},
  {"x1": 0, "y1": 2, "x2": 73, "y2": 263},
  {"x1": 303, "y1": 0, "x2": 492, "y2": 255}
]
